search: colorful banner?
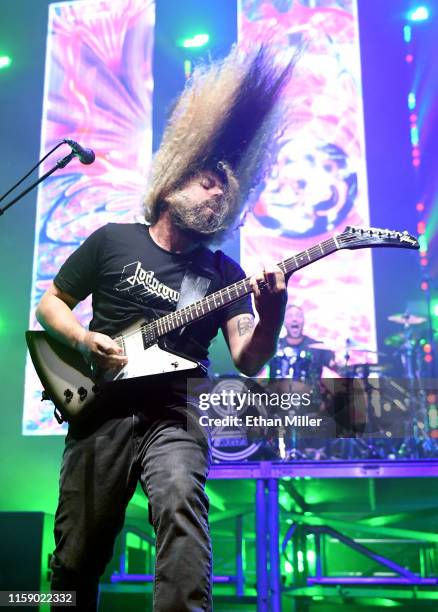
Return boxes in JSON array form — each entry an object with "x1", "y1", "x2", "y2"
[
  {"x1": 23, "y1": 0, "x2": 155, "y2": 434},
  {"x1": 238, "y1": 0, "x2": 376, "y2": 363}
]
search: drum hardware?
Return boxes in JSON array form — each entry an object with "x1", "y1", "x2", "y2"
[
  {"x1": 269, "y1": 349, "x2": 318, "y2": 459},
  {"x1": 267, "y1": 318, "x2": 438, "y2": 461},
  {"x1": 386, "y1": 311, "x2": 437, "y2": 458}
]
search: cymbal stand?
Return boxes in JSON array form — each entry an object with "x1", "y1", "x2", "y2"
[
  {"x1": 397, "y1": 319, "x2": 431, "y2": 458},
  {"x1": 329, "y1": 342, "x2": 378, "y2": 460}
]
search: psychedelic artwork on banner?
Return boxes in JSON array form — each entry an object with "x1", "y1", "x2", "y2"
[
  {"x1": 23, "y1": 0, "x2": 155, "y2": 434},
  {"x1": 238, "y1": 0, "x2": 376, "y2": 362}
]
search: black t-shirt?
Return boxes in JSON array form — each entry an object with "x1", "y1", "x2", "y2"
[{"x1": 54, "y1": 223, "x2": 253, "y2": 367}]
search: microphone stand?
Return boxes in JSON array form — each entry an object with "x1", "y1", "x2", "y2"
[{"x1": 0, "y1": 143, "x2": 75, "y2": 217}]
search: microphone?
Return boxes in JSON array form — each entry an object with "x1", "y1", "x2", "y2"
[{"x1": 63, "y1": 138, "x2": 95, "y2": 165}]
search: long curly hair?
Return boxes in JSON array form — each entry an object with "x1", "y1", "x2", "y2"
[{"x1": 143, "y1": 44, "x2": 298, "y2": 237}]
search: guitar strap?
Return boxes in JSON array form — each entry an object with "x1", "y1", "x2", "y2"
[
  {"x1": 174, "y1": 248, "x2": 214, "y2": 324},
  {"x1": 173, "y1": 247, "x2": 221, "y2": 339}
]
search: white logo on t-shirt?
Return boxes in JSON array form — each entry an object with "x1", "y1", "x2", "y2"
[{"x1": 115, "y1": 261, "x2": 179, "y2": 305}]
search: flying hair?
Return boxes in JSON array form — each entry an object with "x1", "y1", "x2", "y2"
[{"x1": 143, "y1": 44, "x2": 299, "y2": 239}]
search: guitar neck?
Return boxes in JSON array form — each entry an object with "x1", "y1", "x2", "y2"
[{"x1": 141, "y1": 236, "x2": 340, "y2": 342}]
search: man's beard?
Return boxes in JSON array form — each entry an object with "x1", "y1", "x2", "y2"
[{"x1": 166, "y1": 193, "x2": 232, "y2": 242}]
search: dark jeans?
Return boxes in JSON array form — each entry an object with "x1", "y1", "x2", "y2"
[{"x1": 50, "y1": 402, "x2": 212, "y2": 612}]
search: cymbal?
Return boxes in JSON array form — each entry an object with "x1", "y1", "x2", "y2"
[
  {"x1": 346, "y1": 345, "x2": 383, "y2": 354},
  {"x1": 339, "y1": 363, "x2": 391, "y2": 375},
  {"x1": 307, "y1": 343, "x2": 333, "y2": 351},
  {"x1": 388, "y1": 313, "x2": 426, "y2": 325},
  {"x1": 308, "y1": 342, "x2": 385, "y2": 356},
  {"x1": 384, "y1": 332, "x2": 419, "y2": 347},
  {"x1": 353, "y1": 363, "x2": 391, "y2": 373},
  {"x1": 345, "y1": 338, "x2": 378, "y2": 351}
]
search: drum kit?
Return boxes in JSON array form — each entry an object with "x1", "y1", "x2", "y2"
[{"x1": 269, "y1": 311, "x2": 437, "y2": 461}]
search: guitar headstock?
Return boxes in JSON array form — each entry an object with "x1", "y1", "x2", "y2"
[{"x1": 337, "y1": 226, "x2": 419, "y2": 251}]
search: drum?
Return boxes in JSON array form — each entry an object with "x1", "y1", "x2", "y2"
[
  {"x1": 269, "y1": 348, "x2": 327, "y2": 459},
  {"x1": 269, "y1": 347, "x2": 314, "y2": 381}
]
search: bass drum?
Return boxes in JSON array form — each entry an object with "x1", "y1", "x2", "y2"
[
  {"x1": 269, "y1": 350, "x2": 327, "y2": 460},
  {"x1": 209, "y1": 378, "x2": 273, "y2": 462}
]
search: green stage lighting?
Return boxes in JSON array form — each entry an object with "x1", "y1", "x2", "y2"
[{"x1": 0, "y1": 56, "x2": 12, "y2": 69}]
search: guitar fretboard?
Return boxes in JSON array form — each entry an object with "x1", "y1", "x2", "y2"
[{"x1": 139, "y1": 236, "x2": 339, "y2": 345}]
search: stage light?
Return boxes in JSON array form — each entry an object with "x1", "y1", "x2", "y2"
[
  {"x1": 184, "y1": 59, "x2": 192, "y2": 78},
  {"x1": 297, "y1": 550, "x2": 304, "y2": 572},
  {"x1": 0, "y1": 55, "x2": 12, "y2": 69},
  {"x1": 433, "y1": 303, "x2": 438, "y2": 317},
  {"x1": 410, "y1": 125, "x2": 419, "y2": 146},
  {"x1": 408, "y1": 92, "x2": 416, "y2": 110},
  {"x1": 367, "y1": 599, "x2": 400, "y2": 608},
  {"x1": 306, "y1": 550, "x2": 316, "y2": 563},
  {"x1": 407, "y1": 6, "x2": 430, "y2": 22},
  {"x1": 181, "y1": 34, "x2": 210, "y2": 48},
  {"x1": 403, "y1": 24, "x2": 412, "y2": 42},
  {"x1": 417, "y1": 220, "x2": 426, "y2": 234}
]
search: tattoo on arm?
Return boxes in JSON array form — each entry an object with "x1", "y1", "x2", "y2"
[{"x1": 237, "y1": 315, "x2": 254, "y2": 337}]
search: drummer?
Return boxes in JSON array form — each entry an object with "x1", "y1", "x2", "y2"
[{"x1": 270, "y1": 304, "x2": 336, "y2": 379}]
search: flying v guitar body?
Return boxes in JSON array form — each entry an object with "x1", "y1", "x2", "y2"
[{"x1": 25, "y1": 319, "x2": 200, "y2": 423}]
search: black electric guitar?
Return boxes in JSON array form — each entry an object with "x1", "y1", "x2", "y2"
[{"x1": 26, "y1": 225, "x2": 419, "y2": 423}]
